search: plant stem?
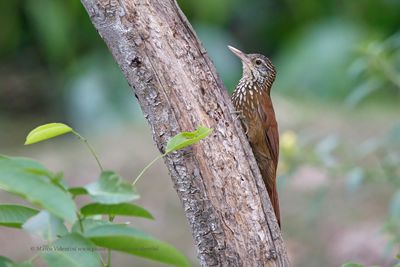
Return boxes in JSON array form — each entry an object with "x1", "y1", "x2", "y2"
[
  {"x1": 72, "y1": 131, "x2": 104, "y2": 171},
  {"x1": 106, "y1": 215, "x2": 115, "y2": 267},
  {"x1": 107, "y1": 249, "x2": 111, "y2": 267},
  {"x1": 100, "y1": 257, "x2": 107, "y2": 267},
  {"x1": 77, "y1": 212, "x2": 84, "y2": 233},
  {"x1": 132, "y1": 153, "x2": 166, "y2": 186}
]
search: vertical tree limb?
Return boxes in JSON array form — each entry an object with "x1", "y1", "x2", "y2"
[{"x1": 80, "y1": 0, "x2": 290, "y2": 266}]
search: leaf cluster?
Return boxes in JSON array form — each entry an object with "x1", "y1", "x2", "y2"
[{"x1": 0, "y1": 123, "x2": 212, "y2": 267}]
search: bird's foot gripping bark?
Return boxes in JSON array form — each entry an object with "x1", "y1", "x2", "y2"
[{"x1": 230, "y1": 110, "x2": 249, "y2": 134}]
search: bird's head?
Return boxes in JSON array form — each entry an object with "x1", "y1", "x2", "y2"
[{"x1": 228, "y1": 46, "x2": 276, "y2": 88}]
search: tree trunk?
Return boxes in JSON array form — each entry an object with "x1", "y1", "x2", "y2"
[{"x1": 80, "y1": 0, "x2": 290, "y2": 266}]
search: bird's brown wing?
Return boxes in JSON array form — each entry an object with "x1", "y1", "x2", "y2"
[
  {"x1": 256, "y1": 94, "x2": 280, "y2": 226},
  {"x1": 257, "y1": 95, "x2": 279, "y2": 169}
]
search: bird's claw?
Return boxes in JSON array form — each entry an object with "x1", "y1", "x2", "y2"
[
  {"x1": 243, "y1": 122, "x2": 249, "y2": 135},
  {"x1": 230, "y1": 110, "x2": 248, "y2": 135},
  {"x1": 230, "y1": 110, "x2": 243, "y2": 121}
]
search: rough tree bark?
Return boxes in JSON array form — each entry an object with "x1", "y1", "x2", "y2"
[{"x1": 80, "y1": 0, "x2": 290, "y2": 266}]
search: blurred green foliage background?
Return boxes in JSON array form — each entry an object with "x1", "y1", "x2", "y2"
[{"x1": 0, "y1": 0, "x2": 399, "y2": 266}]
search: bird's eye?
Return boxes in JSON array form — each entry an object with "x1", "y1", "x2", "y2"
[{"x1": 255, "y1": 59, "x2": 262, "y2": 65}]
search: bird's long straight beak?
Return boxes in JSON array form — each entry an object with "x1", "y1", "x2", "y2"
[{"x1": 228, "y1": 45, "x2": 251, "y2": 65}]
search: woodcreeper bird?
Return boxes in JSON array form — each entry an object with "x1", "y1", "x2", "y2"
[{"x1": 229, "y1": 46, "x2": 280, "y2": 227}]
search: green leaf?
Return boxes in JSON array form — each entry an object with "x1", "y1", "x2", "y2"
[
  {"x1": 165, "y1": 125, "x2": 212, "y2": 153},
  {"x1": 341, "y1": 263, "x2": 364, "y2": 267},
  {"x1": 25, "y1": 123, "x2": 73, "y2": 145},
  {"x1": 25, "y1": 169, "x2": 68, "y2": 192},
  {"x1": 81, "y1": 203, "x2": 153, "y2": 219},
  {"x1": 0, "y1": 156, "x2": 76, "y2": 222},
  {"x1": 69, "y1": 187, "x2": 88, "y2": 197},
  {"x1": 4, "y1": 158, "x2": 69, "y2": 192},
  {"x1": 0, "y1": 155, "x2": 47, "y2": 171},
  {"x1": 85, "y1": 224, "x2": 190, "y2": 267},
  {"x1": 0, "y1": 204, "x2": 39, "y2": 228},
  {"x1": 71, "y1": 218, "x2": 112, "y2": 234},
  {"x1": 0, "y1": 256, "x2": 13, "y2": 267},
  {"x1": 0, "y1": 156, "x2": 53, "y2": 183},
  {"x1": 42, "y1": 233, "x2": 102, "y2": 267},
  {"x1": 85, "y1": 171, "x2": 139, "y2": 204},
  {"x1": 23, "y1": 211, "x2": 68, "y2": 241}
]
